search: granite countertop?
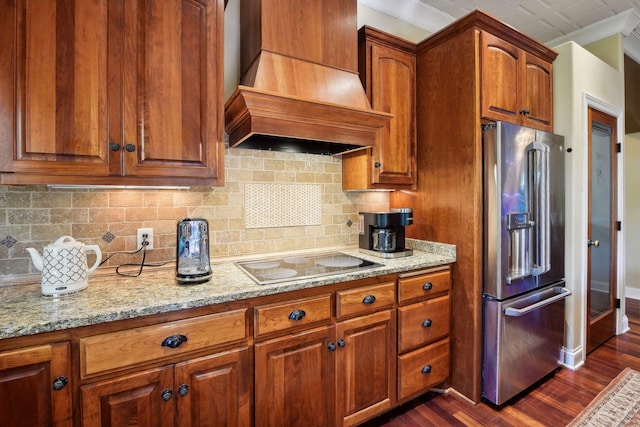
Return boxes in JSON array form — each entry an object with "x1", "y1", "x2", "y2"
[{"x1": 0, "y1": 239, "x2": 455, "y2": 341}]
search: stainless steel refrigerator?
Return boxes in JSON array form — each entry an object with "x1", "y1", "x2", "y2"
[{"x1": 482, "y1": 121, "x2": 571, "y2": 405}]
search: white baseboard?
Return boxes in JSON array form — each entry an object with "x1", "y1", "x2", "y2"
[
  {"x1": 625, "y1": 287, "x2": 640, "y2": 300},
  {"x1": 561, "y1": 345, "x2": 585, "y2": 370}
]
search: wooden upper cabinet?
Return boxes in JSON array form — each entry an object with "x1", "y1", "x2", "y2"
[
  {"x1": 480, "y1": 31, "x2": 553, "y2": 131},
  {"x1": 0, "y1": 0, "x2": 224, "y2": 186},
  {"x1": 0, "y1": 0, "x2": 110, "y2": 177},
  {"x1": 342, "y1": 26, "x2": 416, "y2": 190}
]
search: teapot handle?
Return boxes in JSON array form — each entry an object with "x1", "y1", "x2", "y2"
[{"x1": 85, "y1": 245, "x2": 103, "y2": 274}]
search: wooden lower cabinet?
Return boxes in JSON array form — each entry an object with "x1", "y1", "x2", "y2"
[
  {"x1": 0, "y1": 342, "x2": 73, "y2": 427},
  {"x1": 81, "y1": 346, "x2": 250, "y2": 427},
  {"x1": 335, "y1": 310, "x2": 395, "y2": 427},
  {"x1": 254, "y1": 327, "x2": 334, "y2": 427}
]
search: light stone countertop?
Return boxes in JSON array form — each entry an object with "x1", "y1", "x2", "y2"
[{"x1": 0, "y1": 239, "x2": 455, "y2": 341}]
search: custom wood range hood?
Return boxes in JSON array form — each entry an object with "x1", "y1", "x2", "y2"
[{"x1": 224, "y1": 0, "x2": 392, "y2": 155}]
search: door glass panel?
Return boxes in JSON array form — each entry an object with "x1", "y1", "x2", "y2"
[{"x1": 590, "y1": 124, "x2": 612, "y2": 318}]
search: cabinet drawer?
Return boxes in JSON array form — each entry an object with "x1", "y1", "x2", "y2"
[
  {"x1": 336, "y1": 281, "x2": 395, "y2": 319},
  {"x1": 398, "y1": 269, "x2": 451, "y2": 304},
  {"x1": 80, "y1": 309, "x2": 247, "y2": 378},
  {"x1": 254, "y1": 294, "x2": 332, "y2": 337},
  {"x1": 397, "y1": 338, "x2": 449, "y2": 400},
  {"x1": 398, "y1": 295, "x2": 450, "y2": 353}
]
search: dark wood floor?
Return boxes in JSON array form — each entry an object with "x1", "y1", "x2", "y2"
[{"x1": 363, "y1": 299, "x2": 640, "y2": 426}]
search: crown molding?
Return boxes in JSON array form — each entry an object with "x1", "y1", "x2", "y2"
[{"x1": 356, "y1": 0, "x2": 454, "y2": 33}]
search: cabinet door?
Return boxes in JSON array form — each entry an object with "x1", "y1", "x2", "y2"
[
  {"x1": 480, "y1": 31, "x2": 521, "y2": 124},
  {"x1": 0, "y1": 0, "x2": 110, "y2": 177},
  {"x1": 254, "y1": 327, "x2": 334, "y2": 427},
  {"x1": 370, "y1": 44, "x2": 416, "y2": 186},
  {"x1": 118, "y1": 0, "x2": 224, "y2": 181},
  {"x1": 81, "y1": 365, "x2": 175, "y2": 427},
  {"x1": 0, "y1": 342, "x2": 72, "y2": 427},
  {"x1": 174, "y1": 347, "x2": 251, "y2": 427},
  {"x1": 522, "y1": 53, "x2": 553, "y2": 131},
  {"x1": 335, "y1": 310, "x2": 395, "y2": 427}
]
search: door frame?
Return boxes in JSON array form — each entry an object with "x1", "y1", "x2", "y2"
[{"x1": 581, "y1": 94, "x2": 626, "y2": 357}]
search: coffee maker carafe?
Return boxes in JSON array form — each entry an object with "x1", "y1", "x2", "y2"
[
  {"x1": 176, "y1": 218, "x2": 212, "y2": 284},
  {"x1": 359, "y1": 208, "x2": 413, "y2": 258}
]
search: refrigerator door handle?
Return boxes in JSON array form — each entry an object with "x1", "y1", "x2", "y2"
[
  {"x1": 527, "y1": 141, "x2": 551, "y2": 276},
  {"x1": 504, "y1": 288, "x2": 572, "y2": 317}
]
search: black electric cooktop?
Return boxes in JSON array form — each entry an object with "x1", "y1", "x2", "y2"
[{"x1": 235, "y1": 252, "x2": 383, "y2": 285}]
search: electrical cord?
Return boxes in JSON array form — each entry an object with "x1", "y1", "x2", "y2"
[{"x1": 99, "y1": 236, "x2": 171, "y2": 277}]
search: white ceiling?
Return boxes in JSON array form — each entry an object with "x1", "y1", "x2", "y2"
[{"x1": 358, "y1": 0, "x2": 640, "y2": 62}]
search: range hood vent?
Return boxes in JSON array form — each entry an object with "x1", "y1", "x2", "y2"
[{"x1": 224, "y1": 0, "x2": 392, "y2": 155}]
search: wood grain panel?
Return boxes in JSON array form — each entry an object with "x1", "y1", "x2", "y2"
[
  {"x1": 80, "y1": 309, "x2": 247, "y2": 378},
  {"x1": 397, "y1": 338, "x2": 449, "y2": 401},
  {"x1": 254, "y1": 294, "x2": 332, "y2": 337},
  {"x1": 336, "y1": 282, "x2": 395, "y2": 319},
  {"x1": 398, "y1": 296, "x2": 450, "y2": 353},
  {"x1": 398, "y1": 269, "x2": 451, "y2": 304}
]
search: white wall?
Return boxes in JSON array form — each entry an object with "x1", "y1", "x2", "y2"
[
  {"x1": 553, "y1": 40, "x2": 626, "y2": 369},
  {"x1": 625, "y1": 133, "x2": 640, "y2": 294}
]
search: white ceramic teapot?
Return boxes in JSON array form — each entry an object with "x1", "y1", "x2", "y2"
[{"x1": 26, "y1": 236, "x2": 102, "y2": 297}]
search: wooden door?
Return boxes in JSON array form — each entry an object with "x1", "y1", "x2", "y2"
[
  {"x1": 521, "y1": 53, "x2": 553, "y2": 131},
  {"x1": 119, "y1": 0, "x2": 224, "y2": 181},
  {"x1": 81, "y1": 365, "x2": 175, "y2": 427},
  {"x1": 254, "y1": 327, "x2": 334, "y2": 427},
  {"x1": 0, "y1": 0, "x2": 110, "y2": 177},
  {"x1": 335, "y1": 310, "x2": 395, "y2": 427},
  {"x1": 0, "y1": 343, "x2": 72, "y2": 427},
  {"x1": 174, "y1": 347, "x2": 251, "y2": 427},
  {"x1": 369, "y1": 43, "x2": 416, "y2": 186},
  {"x1": 586, "y1": 107, "x2": 618, "y2": 352},
  {"x1": 480, "y1": 31, "x2": 521, "y2": 124}
]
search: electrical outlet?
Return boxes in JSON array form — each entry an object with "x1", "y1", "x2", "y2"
[{"x1": 137, "y1": 228, "x2": 154, "y2": 250}]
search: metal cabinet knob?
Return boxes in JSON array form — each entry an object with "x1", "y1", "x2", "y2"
[
  {"x1": 588, "y1": 239, "x2": 600, "y2": 248},
  {"x1": 362, "y1": 295, "x2": 376, "y2": 305},
  {"x1": 422, "y1": 319, "x2": 432, "y2": 328},
  {"x1": 161, "y1": 334, "x2": 188, "y2": 348},
  {"x1": 178, "y1": 384, "x2": 189, "y2": 397},
  {"x1": 125, "y1": 143, "x2": 136, "y2": 152},
  {"x1": 288, "y1": 309, "x2": 306, "y2": 321},
  {"x1": 337, "y1": 338, "x2": 346, "y2": 348},
  {"x1": 109, "y1": 142, "x2": 121, "y2": 152},
  {"x1": 52, "y1": 376, "x2": 68, "y2": 391},
  {"x1": 422, "y1": 282, "x2": 433, "y2": 291},
  {"x1": 161, "y1": 388, "x2": 173, "y2": 401},
  {"x1": 422, "y1": 365, "x2": 432, "y2": 374},
  {"x1": 328, "y1": 342, "x2": 337, "y2": 351}
]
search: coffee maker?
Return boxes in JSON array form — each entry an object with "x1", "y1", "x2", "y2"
[
  {"x1": 358, "y1": 208, "x2": 413, "y2": 258},
  {"x1": 176, "y1": 218, "x2": 212, "y2": 284}
]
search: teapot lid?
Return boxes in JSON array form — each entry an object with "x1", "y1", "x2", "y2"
[{"x1": 50, "y1": 236, "x2": 82, "y2": 247}]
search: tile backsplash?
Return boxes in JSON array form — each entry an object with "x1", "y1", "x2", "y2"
[{"x1": 0, "y1": 148, "x2": 390, "y2": 285}]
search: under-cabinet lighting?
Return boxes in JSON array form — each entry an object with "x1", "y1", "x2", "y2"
[{"x1": 47, "y1": 185, "x2": 191, "y2": 190}]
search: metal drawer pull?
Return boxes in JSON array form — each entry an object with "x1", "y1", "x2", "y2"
[
  {"x1": 328, "y1": 342, "x2": 337, "y2": 351},
  {"x1": 161, "y1": 388, "x2": 173, "y2": 401},
  {"x1": 52, "y1": 376, "x2": 68, "y2": 391},
  {"x1": 362, "y1": 295, "x2": 376, "y2": 304},
  {"x1": 422, "y1": 319, "x2": 432, "y2": 328},
  {"x1": 178, "y1": 384, "x2": 189, "y2": 397},
  {"x1": 422, "y1": 282, "x2": 433, "y2": 291},
  {"x1": 422, "y1": 365, "x2": 432, "y2": 374},
  {"x1": 161, "y1": 334, "x2": 188, "y2": 348},
  {"x1": 288, "y1": 309, "x2": 306, "y2": 321}
]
